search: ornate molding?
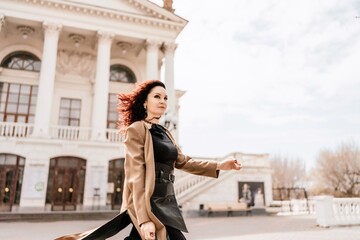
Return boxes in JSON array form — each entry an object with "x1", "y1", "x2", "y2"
[
  {"x1": 126, "y1": 0, "x2": 168, "y2": 19},
  {"x1": 69, "y1": 33, "x2": 85, "y2": 47},
  {"x1": 57, "y1": 49, "x2": 96, "y2": 79},
  {"x1": 19, "y1": 0, "x2": 183, "y2": 32},
  {"x1": 17, "y1": 25, "x2": 35, "y2": 39},
  {"x1": 117, "y1": 41, "x2": 135, "y2": 54}
]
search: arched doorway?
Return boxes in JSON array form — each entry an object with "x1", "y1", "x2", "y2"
[
  {"x1": 107, "y1": 158, "x2": 125, "y2": 210},
  {"x1": 0, "y1": 154, "x2": 25, "y2": 212},
  {"x1": 46, "y1": 157, "x2": 86, "y2": 211}
]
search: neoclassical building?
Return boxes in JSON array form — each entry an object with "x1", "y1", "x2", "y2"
[{"x1": 0, "y1": 0, "x2": 272, "y2": 213}]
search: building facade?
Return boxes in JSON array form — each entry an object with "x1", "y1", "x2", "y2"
[
  {"x1": 0, "y1": 0, "x2": 186, "y2": 212},
  {"x1": 0, "y1": 0, "x2": 272, "y2": 214}
]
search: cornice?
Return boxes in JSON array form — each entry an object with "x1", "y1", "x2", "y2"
[
  {"x1": 126, "y1": 0, "x2": 170, "y2": 20},
  {"x1": 17, "y1": 0, "x2": 185, "y2": 32}
]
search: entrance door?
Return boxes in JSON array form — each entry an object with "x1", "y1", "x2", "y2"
[
  {"x1": 0, "y1": 154, "x2": 25, "y2": 212},
  {"x1": 107, "y1": 158, "x2": 125, "y2": 210},
  {"x1": 46, "y1": 157, "x2": 86, "y2": 211},
  {"x1": 52, "y1": 168, "x2": 79, "y2": 211}
]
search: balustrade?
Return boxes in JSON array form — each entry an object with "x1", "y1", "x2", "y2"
[
  {"x1": 315, "y1": 196, "x2": 360, "y2": 227},
  {"x1": 50, "y1": 125, "x2": 92, "y2": 141},
  {"x1": 0, "y1": 122, "x2": 33, "y2": 137},
  {"x1": 273, "y1": 199, "x2": 314, "y2": 215},
  {"x1": 106, "y1": 129, "x2": 124, "y2": 142},
  {"x1": 0, "y1": 122, "x2": 123, "y2": 143}
]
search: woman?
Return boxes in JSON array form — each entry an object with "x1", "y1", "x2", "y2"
[{"x1": 56, "y1": 80, "x2": 241, "y2": 240}]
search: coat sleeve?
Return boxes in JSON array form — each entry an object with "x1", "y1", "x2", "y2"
[
  {"x1": 124, "y1": 124, "x2": 151, "y2": 226},
  {"x1": 174, "y1": 146, "x2": 219, "y2": 178},
  {"x1": 166, "y1": 130, "x2": 219, "y2": 178}
]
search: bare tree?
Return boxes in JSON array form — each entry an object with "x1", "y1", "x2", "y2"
[
  {"x1": 312, "y1": 141, "x2": 360, "y2": 197},
  {"x1": 270, "y1": 155, "x2": 307, "y2": 188}
]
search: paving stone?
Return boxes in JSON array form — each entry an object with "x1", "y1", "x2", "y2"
[{"x1": 0, "y1": 214, "x2": 358, "y2": 240}]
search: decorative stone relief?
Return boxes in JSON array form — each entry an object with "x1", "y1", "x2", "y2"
[
  {"x1": 116, "y1": 41, "x2": 135, "y2": 54},
  {"x1": 17, "y1": 25, "x2": 35, "y2": 39},
  {"x1": 57, "y1": 49, "x2": 96, "y2": 79}
]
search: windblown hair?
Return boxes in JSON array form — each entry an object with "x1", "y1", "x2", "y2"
[{"x1": 117, "y1": 80, "x2": 166, "y2": 133}]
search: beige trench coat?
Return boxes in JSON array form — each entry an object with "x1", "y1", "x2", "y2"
[{"x1": 121, "y1": 120, "x2": 219, "y2": 240}]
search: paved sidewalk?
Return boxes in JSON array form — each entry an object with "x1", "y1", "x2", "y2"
[
  {"x1": 200, "y1": 230, "x2": 360, "y2": 240},
  {"x1": 0, "y1": 214, "x2": 359, "y2": 240},
  {"x1": 185, "y1": 214, "x2": 360, "y2": 240}
]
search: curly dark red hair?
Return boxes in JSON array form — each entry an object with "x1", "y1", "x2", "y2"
[{"x1": 117, "y1": 80, "x2": 166, "y2": 133}]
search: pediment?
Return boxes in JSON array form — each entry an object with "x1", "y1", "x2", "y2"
[{"x1": 67, "y1": 0, "x2": 187, "y2": 24}]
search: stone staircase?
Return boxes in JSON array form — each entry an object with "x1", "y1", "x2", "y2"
[{"x1": 174, "y1": 154, "x2": 238, "y2": 206}]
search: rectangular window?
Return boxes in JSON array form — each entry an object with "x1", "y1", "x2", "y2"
[
  {"x1": 0, "y1": 82, "x2": 38, "y2": 123},
  {"x1": 59, "y1": 98, "x2": 81, "y2": 127},
  {"x1": 107, "y1": 94, "x2": 118, "y2": 129}
]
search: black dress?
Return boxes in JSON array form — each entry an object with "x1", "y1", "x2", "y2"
[
  {"x1": 151, "y1": 124, "x2": 187, "y2": 231},
  {"x1": 129, "y1": 123, "x2": 187, "y2": 239}
]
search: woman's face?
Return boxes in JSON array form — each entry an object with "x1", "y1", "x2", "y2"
[{"x1": 144, "y1": 86, "x2": 168, "y2": 119}]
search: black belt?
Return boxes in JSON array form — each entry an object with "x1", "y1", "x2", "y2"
[
  {"x1": 155, "y1": 169, "x2": 175, "y2": 183},
  {"x1": 154, "y1": 162, "x2": 175, "y2": 183}
]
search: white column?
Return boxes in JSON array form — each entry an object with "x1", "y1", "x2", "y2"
[
  {"x1": 145, "y1": 39, "x2": 161, "y2": 80},
  {"x1": 91, "y1": 31, "x2": 114, "y2": 141},
  {"x1": 163, "y1": 42, "x2": 177, "y2": 115},
  {"x1": 33, "y1": 22, "x2": 62, "y2": 137},
  {"x1": 163, "y1": 42, "x2": 178, "y2": 139}
]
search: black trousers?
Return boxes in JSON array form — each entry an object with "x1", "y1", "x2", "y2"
[{"x1": 128, "y1": 225, "x2": 187, "y2": 240}]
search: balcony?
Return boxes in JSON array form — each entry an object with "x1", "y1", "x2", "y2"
[{"x1": 0, "y1": 122, "x2": 123, "y2": 143}]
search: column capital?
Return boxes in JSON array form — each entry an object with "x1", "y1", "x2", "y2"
[
  {"x1": 97, "y1": 31, "x2": 114, "y2": 43},
  {"x1": 43, "y1": 22, "x2": 62, "y2": 35},
  {"x1": 163, "y1": 42, "x2": 177, "y2": 54},
  {"x1": 145, "y1": 39, "x2": 162, "y2": 51}
]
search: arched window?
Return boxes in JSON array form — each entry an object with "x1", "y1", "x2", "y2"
[
  {"x1": 0, "y1": 51, "x2": 41, "y2": 72},
  {"x1": 109, "y1": 64, "x2": 136, "y2": 83}
]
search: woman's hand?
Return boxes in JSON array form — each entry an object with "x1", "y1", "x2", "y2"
[
  {"x1": 140, "y1": 221, "x2": 156, "y2": 240},
  {"x1": 216, "y1": 158, "x2": 241, "y2": 171}
]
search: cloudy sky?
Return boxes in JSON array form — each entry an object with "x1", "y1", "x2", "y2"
[{"x1": 152, "y1": 0, "x2": 360, "y2": 169}]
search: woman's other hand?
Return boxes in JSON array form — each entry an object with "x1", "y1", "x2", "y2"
[
  {"x1": 217, "y1": 158, "x2": 241, "y2": 171},
  {"x1": 140, "y1": 221, "x2": 156, "y2": 240}
]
